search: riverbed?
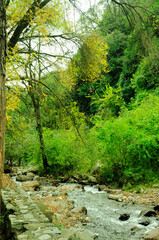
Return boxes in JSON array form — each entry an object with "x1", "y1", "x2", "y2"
[{"x1": 67, "y1": 185, "x2": 158, "y2": 240}]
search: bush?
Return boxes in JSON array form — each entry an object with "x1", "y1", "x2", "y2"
[
  {"x1": 89, "y1": 93, "x2": 159, "y2": 186},
  {"x1": 43, "y1": 128, "x2": 92, "y2": 175},
  {"x1": 132, "y1": 55, "x2": 159, "y2": 92}
]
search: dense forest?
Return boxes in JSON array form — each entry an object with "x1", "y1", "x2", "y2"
[{"x1": 4, "y1": 0, "x2": 159, "y2": 188}]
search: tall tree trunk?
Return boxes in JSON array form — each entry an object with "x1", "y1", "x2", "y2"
[
  {"x1": 29, "y1": 90, "x2": 49, "y2": 170},
  {"x1": 0, "y1": 0, "x2": 6, "y2": 211}
]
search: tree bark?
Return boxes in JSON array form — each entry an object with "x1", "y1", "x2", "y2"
[
  {"x1": 0, "y1": 0, "x2": 6, "y2": 212},
  {"x1": 29, "y1": 89, "x2": 49, "y2": 170}
]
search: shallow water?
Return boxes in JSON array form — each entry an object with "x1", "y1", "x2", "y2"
[
  {"x1": 13, "y1": 176, "x2": 159, "y2": 240},
  {"x1": 68, "y1": 185, "x2": 159, "y2": 240}
]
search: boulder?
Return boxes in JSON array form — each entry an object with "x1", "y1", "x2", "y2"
[
  {"x1": 29, "y1": 165, "x2": 39, "y2": 174},
  {"x1": 4, "y1": 165, "x2": 13, "y2": 173},
  {"x1": 144, "y1": 210, "x2": 156, "y2": 217},
  {"x1": 154, "y1": 205, "x2": 159, "y2": 211},
  {"x1": 22, "y1": 180, "x2": 39, "y2": 190},
  {"x1": 107, "y1": 189, "x2": 122, "y2": 194},
  {"x1": 16, "y1": 175, "x2": 29, "y2": 182},
  {"x1": 119, "y1": 214, "x2": 130, "y2": 221},
  {"x1": 139, "y1": 219, "x2": 150, "y2": 226},
  {"x1": 27, "y1": 172, "x2": 36, "y2": 178},
  {"x1": 143, "y1": 227, "x2": 159, "y2": 240},
  {"x1": 88, "y1": 176, "x2": 97, "y2": 184},
  {"x1": 108, "y1": 194, "x2": 123, "y2": 201},
  {"x1": 60, "y1": 175, "x2": 69, "y2": 183},
  {"x1": 36, "y1": 202, "x2": 54, "y2": 222},
  {"x1": 98, "y1": 185, "x2": 108, "y2": 191}
]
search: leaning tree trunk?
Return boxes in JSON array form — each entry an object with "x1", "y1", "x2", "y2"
[{"x1": 0, "y1": 0, "x2": 6, "y2": 211}]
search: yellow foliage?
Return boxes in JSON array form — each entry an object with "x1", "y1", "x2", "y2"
[
  {"x1": 6, "y1": 87, "x2": 20, "y2": 126},
  {"x1": 62, "y1": 32, "x2": 108, "y2": 91},
  {"x1": 80, "y1": 33, "x2": 108, "y2": 82}
]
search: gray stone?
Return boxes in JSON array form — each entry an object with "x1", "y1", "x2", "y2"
[
  {"x1": 108, "y1": 194, "x2": 123, "y2": 201},
  {"x1": 20, "y1": 210, "x2": 29, "y2": 214},
  {"x1": 22, "y1": 180, "x2": 39, "y2": 190},
  {"x1": 18, "y1": 234, "x2": 29, "y2": 240},
  {"x1": 88, "y1": 176, "x2": 97, "y2": 184},
  {"x1": 43, "y1": 227, "x2": 61, "y2": 235},
  {"x1": 107, "y1": 189, "x2": 122, "y2": 194},
  {"x1": 69, "y1": 230, "x2": 96, "y2": 240},
  {"x1": 16, "y1": 175, "x2": 29, "y2": 182},
  {"x1": 38, "y1": 234, "x2": 51, "y2": 240}
]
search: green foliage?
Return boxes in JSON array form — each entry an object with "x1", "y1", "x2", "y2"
[
  {"x1": 5, "y1": 0, "x2": 159, "y2": 187},
  {"x1": 43, "y1": 128, "x2": 93, "y2": 175},
  {"x1": 89, "y1": 93, "x2": 159, "y2": 186},
  {"x1": 132, "y1": 55, "x2": 159, "y2": 92}
]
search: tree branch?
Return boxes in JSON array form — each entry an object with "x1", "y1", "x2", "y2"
[{"x1": 8, "y1": 0, "x2": 51, "y2": 51}]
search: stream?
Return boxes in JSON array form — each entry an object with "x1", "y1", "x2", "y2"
[
  {"x1": 67, "y1": 185, "x2": 158, "y2": 240},
  {"x1": 12, "y1": 175, "x2": 159, "y2": 240}
]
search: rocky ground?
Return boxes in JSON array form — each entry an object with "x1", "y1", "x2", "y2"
[{"x1": 2, "y1": 166, "x2": 159, "y2": 239}]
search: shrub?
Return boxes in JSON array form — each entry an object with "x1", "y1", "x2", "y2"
[{"x1": 90, "y1": 93, "x2": 159, "y2": 186}]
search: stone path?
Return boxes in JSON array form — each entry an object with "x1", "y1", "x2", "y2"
[
  {"x1": 2, "y1": 185, "x2": 62, "y2": 240},
  {"x1": 2, "y1": 178, "x2": 97, "y2": 240}
]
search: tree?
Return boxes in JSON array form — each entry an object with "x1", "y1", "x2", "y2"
[
  {"x1": 0, "y1": 0, "x2": 6, "y2": 211},
  {"x1": 6, "y1": 0, "x2": 77, "y2": 169}
]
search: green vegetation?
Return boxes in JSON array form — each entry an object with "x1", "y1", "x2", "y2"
[{"x1": 5, "y1": 0, "x2": 159, "y2": 187}]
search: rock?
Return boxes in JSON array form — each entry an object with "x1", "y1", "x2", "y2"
[
  {"x1": 73, "y1": 206, "x2": 87, "y2": 215},
  {"x1": 27, "y1": 172, "x2": 36, "y2": 178},
  {"x1": 119, "y1": 214, "x2": 130, "y2": 221},
  {"x1": 58, "y1": 185, "x2": 76, "y2": 192},
  {"x1": 60, "y1": 175, "x2": 69, "y2": 183},
  {"x1": 107, "y1": 189, "x2": 122, "y2": 194},
  {"x1": 139, "y1": 219, "x2": 150, "y2": 226},
  {"x1": 4, "y1": 165, "x2": 13, "y2": 173},
  {"x1": 143, "y1": 227, "x2": 159, "y2": 240},
  {"x1": 22, "y1": 181, "x2": 39, "y2": 190},
  {"x1": 88, "y1": 176, "x2": 97, "y2": 184},
  {"x1": 108, "y1": 194, "x2": 123, "y2": 201},
  {"x1": 36, "y1": 202, "x2": 54, "y2": 222},
  {"x1": 38, "y1": 234, "x2": 51, "y2": 240},
  {"x1": 144, "y1": 210, "x2": 156, "y2": 217},
  {"x1": 16, "y1": 175, "x2": 29, "y2": 182},
  {"x1": 154, "y1": 205, "x2": 159, "y2": 211},
  {"x1": 98, "y1": 185, "x2": 107, "y2": 191},
  {"x1": 43, "y1": 227, "x2": 61, "y2": 234},
  {"x1": 34, "y1": 175, "x2": 40, "y2": 181},
  {"x1": 67, "y1": 178, "x2": 77, "y2": 183},
  {"x1": 29, "y1": 165, "x2": 39, "y2": 174},
  {"x1": 68, "y1": 230, "x2": 97, "y2": 240},
  {"x1": 6, "y1": 203, "x2": 15, "y2": 214},
  {"x1": 80, "y1": 180, "x2": 89, "y2": 185}
]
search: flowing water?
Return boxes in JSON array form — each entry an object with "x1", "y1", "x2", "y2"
[
  {"x1": 12, "y1": 175, "x2": 159, "y2": 240},
  {"x1": 68, "y1": 185, "x2": 159, "y2": 240}
]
